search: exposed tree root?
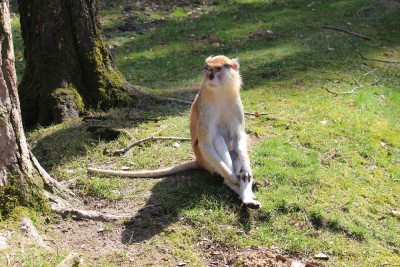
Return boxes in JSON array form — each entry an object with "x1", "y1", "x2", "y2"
[
  {"x1": 51, "y1": 205, "x2": 133, "y2": 222},
  {"x1": 20, "y1": 217, "x2": 54, "y2": 251},
  {"x1": 56, "y1": 251, "x2": 82, "y2": 267}
]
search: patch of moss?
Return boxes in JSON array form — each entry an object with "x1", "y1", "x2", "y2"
[
  {"x1": 52, "y1": 82, "x2": 85, "y2": 114},
  {"x1": 5, "y1": 206, "x2": 38, "y2": 223},
  {"x1": 0, "y1": 173, "x2": 49, "y2": 218},
  {"x1": 83, "y1": 36, "x2": 133, "y2": 107}
]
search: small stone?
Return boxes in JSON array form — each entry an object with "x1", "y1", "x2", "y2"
[
  {"x1": 0, "y1": 235, "x2": 9, "y2": 251},
  {"x1": 291, "y1": 261, "x2": 306, "y2": 267},
  {"x1": 314, "y1": 252, "x2": 329, "y2": 260},
  {"x1": 172, "y1": 142, "x2": 181, "y2": 148}
]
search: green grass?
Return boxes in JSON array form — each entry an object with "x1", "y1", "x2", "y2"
[{"x1": 2, "y1": 0, "x2": 400, "y2": 266}]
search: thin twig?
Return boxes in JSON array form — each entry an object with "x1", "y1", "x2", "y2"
[
  {"x1": 325, "y1": 79, "x2": 380, "y2": 95},
  {"x1": 322, "y1": 251, "x2": 338, "y2": 267},
  {"x1": 322, "y1": 25, "x2": 373, "y2": 40},
  {"x1": 83, "y1": 116, "x2": 162, "y2": 122},
  {"x1": 348, "y1": 39, "x2": 400, "y2": 64},
  {"x1": 244, "y1": 112, "x2": 278, "y2": 121}
]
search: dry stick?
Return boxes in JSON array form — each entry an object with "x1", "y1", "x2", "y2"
[
  {"x1": 348, "y1": 39, "x2": 400, "y2": 64},
  {"x1": 325, "y1": 79, "x2": 380, "y2": 95},
  {"x1": 105, "y1": 129, "x2": 191, "y2": 156},
  {"x1": 322, "y1": 251, "x2": 338, "y2": 267},
  {"x1": 109, "y1": 135, "x2": 191, "y2": 156},
  {"x1": 244, "y1": 112, "x2": 278, "y2": 121},
  {"x1": 83, "y1": 116, "x2": 162, "y2": 122},
  {"x1": 322, "y1": 25, "x2": 373, "y2": 40}
]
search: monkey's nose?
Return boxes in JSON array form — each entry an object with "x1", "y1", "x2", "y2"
[{"x1": 209, "y1": 73, "x2": 214, "y2": 80}]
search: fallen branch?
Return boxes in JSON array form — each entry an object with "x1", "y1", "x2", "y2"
[
  {"x1": 322, "y1": 25, "x2": 372, "y2": 40},
  {"x1": 348, "y1": 39, "x2": 400, "y2": 64},
  {"x1": 107, "y1": 135, "x2": 191, "y2": 156},
  {"x1": 83, "y1": 116, "x2": 162, "y2": 122}
]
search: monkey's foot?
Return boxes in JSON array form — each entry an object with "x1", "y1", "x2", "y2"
[
  {"x1": 242, "y1": 199, "x2": 261, "y2": 209},
  {"x1": 235, "y1": 166, "x2": 252, "y2": 183}
]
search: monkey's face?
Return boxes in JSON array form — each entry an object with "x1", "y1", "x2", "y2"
[
  {"x1": 203, "y1": 60, "x2": 240, "y2": 89},
  {"x1": 204, "y1": 64, "x2": 231, "y2": 87}
]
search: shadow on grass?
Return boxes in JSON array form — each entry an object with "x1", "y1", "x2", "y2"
[
  {"x1": 120, "y1": 172, "x2": 253, "y2": 244},
  {"x1": 29, "y1": 100, "x2": 192, "y2": 170}
]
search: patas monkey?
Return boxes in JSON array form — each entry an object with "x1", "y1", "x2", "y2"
[{"x1": 88, "y1": 55, "x2": 261, "y2": 209}]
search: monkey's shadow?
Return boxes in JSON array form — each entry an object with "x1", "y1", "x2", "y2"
[{"x1": 121, "y1": 171, "x2": 253, "y2": 244}]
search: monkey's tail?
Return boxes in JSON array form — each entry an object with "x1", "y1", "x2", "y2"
[{"x1": 87, "y1": 161, "x2": 201, "y2": 178}]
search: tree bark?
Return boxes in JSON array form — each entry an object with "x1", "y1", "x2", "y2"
[
  {"x1": 0, "y1": 0, "x2": 77, "y2": 215},
  {"x1": 17, "y1": 0, "x2": 140, "y2": 128}
]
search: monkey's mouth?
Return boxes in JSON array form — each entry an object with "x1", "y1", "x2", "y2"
[{"x1": 207, "y1": 81, "x2": 219, "y2": 87}]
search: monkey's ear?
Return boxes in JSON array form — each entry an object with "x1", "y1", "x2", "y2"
[{"x1": 232, "y1": 58, "x2": 240, "y2": 70}]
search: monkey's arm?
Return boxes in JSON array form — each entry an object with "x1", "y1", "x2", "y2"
[
  {"x1": 197, "y1": 119, "x2": 239, "y2": 187},
  {"x1": 87, "y1": 161, "x2": 200, "y2": 178},
  {"x1": 232, "y1": 127, "x2": 252, "y2": 176}
]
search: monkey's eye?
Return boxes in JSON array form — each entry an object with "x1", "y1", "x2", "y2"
[
  {"x1": 223, "y1": 64, "x2": 232, "y2": 69},
  {"x1": 214, "y1": 67, "x2": 222, "y2": 72},
  {"x1": 204, "y1": 65, "x2": 212, "y2": 71}
]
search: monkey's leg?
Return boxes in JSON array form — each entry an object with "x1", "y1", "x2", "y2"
[
  {"x1": 232, "y1": 134, "x2": 261, "y2": 209},
  {"x1": 213, "y1": 134, "x2": 236, "y2": 176}
]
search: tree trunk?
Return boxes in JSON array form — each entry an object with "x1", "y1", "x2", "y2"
[
  {"x1": 17, "y1": 0, "x2": 140, "y2": 128},
  {"x1": 0, "y1": 0, "x2": 76, "y2": 215}
]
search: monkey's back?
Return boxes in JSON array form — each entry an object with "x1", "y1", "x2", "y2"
[{"x1": 190, "y1": 94, "x2": 212, "y2": 172}]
